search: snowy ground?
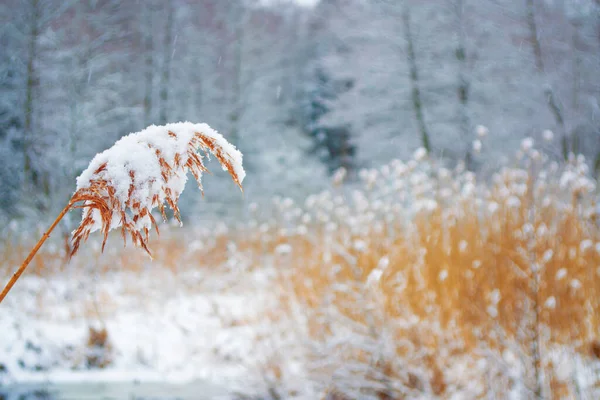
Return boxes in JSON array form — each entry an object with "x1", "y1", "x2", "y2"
[{"x1": 0, "y1": 262, "x2": 295, "y2": 399}]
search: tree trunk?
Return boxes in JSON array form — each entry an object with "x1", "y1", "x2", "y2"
[
  {"x1": 455, "y1": 0, "x2": 472, "y2": 165},
  {"x1": 527, "y1": 0, "x2": 568, "y2": 159},
  {"x1": 24, "y1": 0, "x2": 40, "y2": 186},
  {"x1": 401, "y1": 4, "x2": 431, "y2": 152},
  {"x1": 230, "y1": 3, "x2": 245, "y2": 145},
  {"x1": 159, "y1": 0, "x2": 173, "y2": 125},
  {"x1": 143, "y1": 1, "x2": 154, "y2": 125},
  {"x1": 526, "y1": 0, "x2": 544, "y2": 72}
]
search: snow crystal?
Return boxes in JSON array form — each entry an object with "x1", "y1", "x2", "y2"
[{"x1": 472, "y1": 140, "x2": 482, "y2": 153}]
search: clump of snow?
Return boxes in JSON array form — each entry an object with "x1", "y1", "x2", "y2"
[{"x1": 77, "y1": 123, "x2": 244, "y2": 202}]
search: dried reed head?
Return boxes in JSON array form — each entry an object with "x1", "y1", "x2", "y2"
[{"x1": 70, "y1": 122, "x2": 245, "y2": 257}]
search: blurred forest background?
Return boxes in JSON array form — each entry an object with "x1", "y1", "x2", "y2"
[
  {"x1": 1, "y1": 0, "x2": 600, "y2": 226},
  {"x1": 3, "y1": 2, "x2": 600, "y2": 398}
]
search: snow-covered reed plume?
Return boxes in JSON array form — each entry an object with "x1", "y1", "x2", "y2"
[
  {"x1": 70, "y1": 122, "x2": 245, "y2": 256},
  {"x1": 0, "y1": 122, "x2": 244, "y2": 304}
]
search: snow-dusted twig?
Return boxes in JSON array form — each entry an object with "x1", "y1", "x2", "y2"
[{"x1": 0, "y1": 122, "x2": 244, "y2": 304}]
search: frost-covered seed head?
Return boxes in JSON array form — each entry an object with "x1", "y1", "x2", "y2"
[
  {"x1": 440, "y1": 188, "x2": 453, "y2": 199},
  {"x1": 332, "y1": 167, "x2": 347, "y2": 186},
  {"x1": 275, "y1": 244, "x2": 292, "y2": 255},
  {"x1": 476, "y1": 125, "x2": 489, "y2": 137},
  {"x1": 70, "y1": 122, "x2": 244, "y2": 257},
  {"x1": 521, "y1": 137, "x2": 534, "y2": 152},
  {"x1": 487, "y1": 202, "x2": 500, "y2": 214},
  {"x1": 489, "y1": 289, "x2": 501, "y2": 305},
  {"x1": 413, "y1": 147, "x2": 428, "y2": 161},
  {"x1": 506, "y1": 196, "x2": 521, "y2": 209},
  {"x1": 580, "y1": 240, "x2": 593, "y2": 253},
  {"x1": 542, "y1": 249, "x2": 554, "y2": 263},
  {"x1": 353, "y1": 240, "x2": 368, "y2": 252},
  {"x1": 438, "y1": 270, "x2": 448, "y2": 282},
  {"x1": 544, "y1": 296, "x2": 556, "y2": 309},
  {"x1": 542, "y1": 130, "x2": 554, "y2": 141}
]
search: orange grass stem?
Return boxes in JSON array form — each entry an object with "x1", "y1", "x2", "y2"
[{"x1": 0, "y1": 201, "x2": 74, "y2": 304}]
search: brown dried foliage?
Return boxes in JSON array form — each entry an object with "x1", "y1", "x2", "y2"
[
  {"x1": 69, "y1": 130, "x2": 243, "y2": 258},
  {"x1": 85, "y1": 326, "x2": 112, "y2": 369}
]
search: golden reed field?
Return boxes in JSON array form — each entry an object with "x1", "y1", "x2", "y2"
[{"x1": 2, "y1": 137, "x2": 600, "y2": 399}]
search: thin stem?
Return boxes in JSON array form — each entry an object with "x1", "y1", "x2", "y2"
[{"x1": 0, "y1": 201, "x2": 73, "y2": 304}]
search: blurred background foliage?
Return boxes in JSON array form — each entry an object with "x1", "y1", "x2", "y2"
[{"x1": 1, "y1": 0, "x2": 599, "y2": 227}]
